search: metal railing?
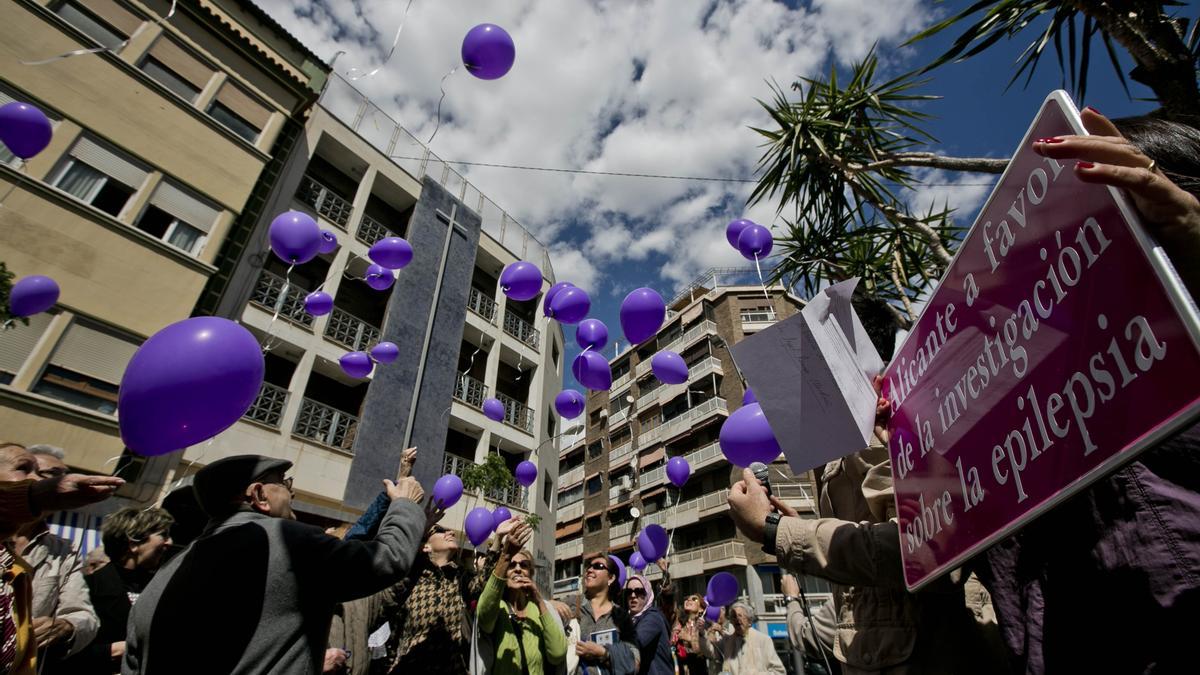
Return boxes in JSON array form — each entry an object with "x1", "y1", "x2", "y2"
[
  {"x1": 555, "y1": 538, "x2": 583, "y2": 560},
  {"x1": 293, "y1": 398, "x2": 359, "y2": 451},
  {"x1": 321, "y1": 73, "x2": 556, "y2": 283},
  {"x1": 559, "y1": 465, "x2": 584, "y2": 486},
  {"x1": 295, "y1": 173, "x2": 353, "y2": 228},
  {"x1": 641, "y1": 465, "x2": 665, "y2": 488},
  {"x1": 249, "y1": 270, "x2": 313, "y2": 328},
  {"x1": 609, "y1": 405, "x2": 630, "y2": 427},
  {"x1": 559, "y1": 500, "x2": 584, "y2": 522},
  {"x1": 355, "y1": 214, "x2": 392, "y2": 247},
  {"x1": 496, "y1": 391, "x2": 534, "y2": 433},
  {"x1": 661, "y1": 397, "x2": 727, "y2": 438},
  {"x1": 702, "y1": 540, "x2": 747, "y2": 566},
  {"x1": 242, "y1": 382, "x2": 289, "y2": 428},
  {"x1": 659, "y1": 320, "x2": 718, "y2": 356},
  {"x1": 686, "y1": 355, "x2": 722, "y2": 381},
  {"x1": 468, "y1": 287, "x2": 497, "y2": 322},
  {"x1": 681, "y1": 441, "x2": 724, "y2": 471},
  {"x1": 611, "y1": 370, "x2": 633, "y2": 391},
  {"x1": 609, "y1": 521, "x2": 634, "y2": 543},
  {"x1": 503, "y1": 310, "x2": 540, "y2": 349},
  {"x1": 324, "y1": 307, "x2": 381, "y2": 351},
  {"x1": 441, "y1": 453, "x2": 529, "y2": 509},
  {"x1": 553, "y1": 577, "x2": 581, "y2": 594},
  {"x1": 638, "y1": 422, "x2": 663, "y2": 447},
  {"x1": 453, "y1": 374, "x2": 488, "y2": 409},
  {"x1": 635, "y1": 384, "x2": 661, "y2": 410},
  {"x1": 610, "y1": 441, "x2": 634, "y2": 464}
]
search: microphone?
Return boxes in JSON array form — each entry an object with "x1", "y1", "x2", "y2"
[{"x1": 749, "y1": 461, "x2": 772, "y2": 497}]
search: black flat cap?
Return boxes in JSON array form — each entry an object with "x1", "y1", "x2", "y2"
[{"x1": 192, "y1": 454, "x2": 293, "y2": 516}]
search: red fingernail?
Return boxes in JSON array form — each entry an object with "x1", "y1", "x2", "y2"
[
  {"x1": 1035, "y1": 137, "x2": 1064, "y2": 144},
  {"x1": 1076, "y1": 161, "x2": 1095, "y2": 170},
  {"x1": 1084, "y1": 105, "x2": 1103, "y2": 116}
]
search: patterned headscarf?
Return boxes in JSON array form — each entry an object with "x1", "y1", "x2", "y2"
[{"x1": 625, "y1": 574, "x2": 655, "y2": 621}]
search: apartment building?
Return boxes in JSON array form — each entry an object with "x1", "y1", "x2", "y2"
[
  {"x1": 171, "y1": 72, "x2": 566, "y2": 586},
  {"x1": 552, "y1": 268, "x2": 831, "y2": 653},
  {"x1": 0, "y1": 0, "x2": 327, "y2": 501}
]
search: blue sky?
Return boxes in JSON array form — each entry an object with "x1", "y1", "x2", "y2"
[{"x1": 254, "y1": 0, "x2": 1172, "y2": 392}]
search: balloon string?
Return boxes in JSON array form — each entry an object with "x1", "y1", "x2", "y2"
[
  {"x1": 149, "y1": 439, "x2": 212, "y2": 512},
  {"x1": 21, "y1": 0, "x2": 177, "y2": 66},
  {"x1": 665, "y1": 487, "x2": 681, "y2": 562},
  {"x1": 261, "y1": 263, "x2": 295, "y2": 353},
  {"x1": 753, "y1": 253, "x2": 771, "y2": 304},
  {"x1": 344, "y1": 0, "x2": 416, "y2": 81},
  {"x1": 425, "y1": 66, "x2": 459, "y2": 146}
]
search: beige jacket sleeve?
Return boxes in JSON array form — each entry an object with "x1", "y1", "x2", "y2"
[
  {"x1": 57, "y1": 547, "x2": 99, "y2": 656},
  {"x1": 774, "y1": 515, "x2": 907, "y2": 589}
]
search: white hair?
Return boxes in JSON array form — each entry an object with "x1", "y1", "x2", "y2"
[
  {"x1": 730, "y1": 601, "x2": 757, "y2": 624},
  {"x1": 26, "y1": 444, "x2": 66, "y2": 460}
]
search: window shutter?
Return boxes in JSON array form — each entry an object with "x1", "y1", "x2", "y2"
[
  {"x1": 48, "y1": 321, "x2": 139, "y2": 385},
  {"x1": 0, "y1": 312, "x2": 53, "y2": 375},
  {"x1": 77, "y1": 0, "x2": 142, "y2": 36},
  {"x1": 69, "y1": 136, "x2": 147, "y2": 188},
  {"x1": 146, "y1": 37, "x2": 213, "y2": 90},
  {"x1": 214, "y1": 83, "x2": 271, "y2": 130},
  {"x1": 149, "y1": 180, "x2": 219, "y2": 233}
]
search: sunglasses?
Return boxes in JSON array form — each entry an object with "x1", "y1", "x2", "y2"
[
  {"x1": 510, "y1": 560, "x2": 533, "y2": 571},
  {"x1": 588, "y1": 562, "x2": 611, "y2": 572},
  {"x1": 624, "y1": 588, "x2": 647, "y2": 598},
  {"x1": 430, "y1": 525, "x2": 451, "y2": 535}
]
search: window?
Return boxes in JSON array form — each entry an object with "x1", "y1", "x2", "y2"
[
  {"x1": 135, "y1": 180, "x2": 217, "y2": 255},
  {"x1": 586, "y1": 475, "x2": 602, "y2": 495},
  {"x1": 140, "y1": 57, "x2": 200, "y2": 102},
  {"x1": 49, "y1": 136, "x2": 146, "y2": 217},
  {"x1": 586, "y1": 441, "x2": 603, "y2": 459},
  {"x1": 31, "y1": 319, "x2": 138, "y2": 415},
  {"x1": 585, "y1": 516, "x2": 601, "y2": 534},
  {"x1": 611, "y1": 359, "x2": 630, "y2": 381},
  {"x1": 559, "y1": 484, "x2": 583, "y2": 507},
  {"x1": 543, "y1": 474, "x2": 552, "y2": 507},
  {"x1": 208, "y1": 83, "x2": 270, "y2": 144},
  {"x1": 55, "y1": 0, "x2": 134, "y2": 50},
  {"x1": 589, "y1": 408, "x2": 602, "y2": 428},
  {"x1": 741, "y1": 306, "x2": 777, "y2": 323},
  {"x1": 0, "y1": 312, "x2": 54, "y2": 384},
  {"x1": 141, "y1": 37, "x2": 213, "y2": 104}
]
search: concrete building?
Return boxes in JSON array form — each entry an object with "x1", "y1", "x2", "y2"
[
  {"x1": 0, "y1": 0, "x2": 327, "y2": 506},
  {"x1": 552, "y1": 268, "x2": 831, "y2": 652},
  {"x1": 171, "y1": 72, "x2": 566, "y2": 587}
]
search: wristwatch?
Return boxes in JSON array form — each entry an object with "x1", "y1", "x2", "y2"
[
  {"x1": 783, "y1": 595, "x2": 800, "y2": 605},
  {"x1": 762, "y1": 512, "x2": 782, "y2": 555}
]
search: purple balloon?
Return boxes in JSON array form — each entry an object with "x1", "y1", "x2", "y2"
[
  {"x1": 0, "y1": 102, "x2": 52, "y2": 159},
  {"x1": 269, "y1": 211, "x2": 322, "y2": 265},
  {"x1": 318, "y1": 230, "x2": 339, "y2": 254},
  {"x1": 704, "y1": 604, "x2": 722, "y2": 623},
  {"x1": 651, "y1": 351, "x2": 688, "y2": 385},
  {"x1": 9, "y1": 275, "x2": 59, "y2": 317},
  {"x1": 547, "y1": 286, "x2": 590, "y2": 324},
  {"x1": 706, "y1": 572, "x2": 739, "y2": 606},
  {"x1": 571, "y1": 350, "x2": 612, "y2": 391},
  {"x1": 515, "y1": 460, "x2": 537, "y2": 487},
  {"x1": 303, "y1": 291, "x2": 333, "y2": 316},
  {"x1": 364, "y1": 264, "x2": 395, "y2": 291},
  {"x1": 620, "y1": 288, "x2": 666, "y2": 345},
  {"x1": 554, "y1": 390, "x2": 585, "y2": 419},
  {"x1": 369, "y1": 237, "x2": 414, "y2": 270},
  {"x1": 637, "y1": 524, "x2": 669, "y2": 561},
  {"x1": 629, "y1": 551, "x2": 647, "y2": 572},
  {"x1": 461, "y1": 23, "x2": 516, "y2": 80},
  {"x1": 499, "y1": 261, "x2": 542, "y2": 301},
  {"x1": 466, "y1": 507, "x2": 494, "y2": 546},
  {"x1": 543, "y1": 281, "x2": 574, "y2": 317},
  {"x1": 370, "y1": 341, "x2": 399, "y2": 364},
  {"x1": 609, "y1": 555, "x2": 627, "y2": 589},
  {"x1": 737, "y1": 224, "x2": 773, "y2": 260},
  {"x1": 119, "y1": 317, "x2": 264, "y2": 456},
  {"x1": 742, "y1": 388, "x2": 757, "y2": 405},
  {"x1": 719, "y1": 403, "x2": 782, "y2": 467},
  {"x1": 575, "y1": 319, "x2": 608, "y2": 351},
  {"x1": 482, "y1": 397, "x2": 505, "y2": 422},
  {"x1": 340, "y1": 351, "x2": 374, "y2": 378},
  {"x1": 493, "y1": 506, "x2": 513, "y2": 529},
  {"x1": 432, "y1": 474, "x2": 464, "y2": 509},
  {"x1": 666, "y1": 456, "x2": 691, "y2": 488},
  {"x1": 725, "y1": 218, "x2": 754, "y2": 249}
]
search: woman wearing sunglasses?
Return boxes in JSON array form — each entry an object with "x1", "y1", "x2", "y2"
[
  {"x1": 569, "y1": 555, "x2": 639, "y2": 674},
  {"x1": 622, "y1": 576, "x2": 673, "y2": 675},
  {"x1": 476, "y1": 518, "x2": 566, "y2": 674},
  {"x1": 671, "y1": 595, "x2": 709, "y2": 675}
]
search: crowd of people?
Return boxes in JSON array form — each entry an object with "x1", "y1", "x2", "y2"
[{"x1": 0, "y1": 110, "x2": 1197, "y2": 675}]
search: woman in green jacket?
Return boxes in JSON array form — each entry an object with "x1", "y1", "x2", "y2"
[{"x1": 477, "y1": 518, "x2": 567, "y2": 674}]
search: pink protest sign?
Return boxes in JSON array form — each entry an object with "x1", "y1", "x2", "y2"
[{"x1": 883, "y1": 91, "x2": 1200, "y2": 591}]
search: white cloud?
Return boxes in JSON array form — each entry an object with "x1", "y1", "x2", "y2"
[
  {"x1": 907, "y1": 168, "x2": 997, "y2": 227},
  {"x1": 256, "y1": 0, "x2": 938, "y2": 295}
]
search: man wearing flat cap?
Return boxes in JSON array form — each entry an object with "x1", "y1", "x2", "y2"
[{"x1": 121, "y1": 454, "x2": 435, "y2": 675}]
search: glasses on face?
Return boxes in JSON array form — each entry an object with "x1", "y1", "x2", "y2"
[
  {"x1": 624, "y1": 588, "x2": 647, "y2": 598},
  {"x1": 588, "y1": 562, "x2": 610, "y2": 572},
  {"x1": 510, "y1": 560, "x2": 532, "y2": 571},
  {"x1": 430, "y1": 525, "x2": 450, "y2": 535}
]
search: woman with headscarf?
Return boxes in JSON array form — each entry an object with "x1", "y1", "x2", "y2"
[
  {"x1": 670, "y1": 593, "x2": 709, "y2": 675},
  {"x1": 622, "y1": 575, "x2": 672, "y2": 675}
]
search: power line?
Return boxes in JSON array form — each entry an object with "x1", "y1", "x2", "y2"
[{"x1": 386, "y1": 155, "x2": 997, "y2": 187}]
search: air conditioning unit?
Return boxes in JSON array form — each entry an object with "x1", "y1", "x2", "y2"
[{"x1": 619, "y1": 475, "x2": 632, "y2": 491}]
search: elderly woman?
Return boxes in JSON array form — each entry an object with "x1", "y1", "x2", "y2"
[
  {"x1": 703, "y1": 601, "x2": 784, "y2": 674},
  {"x1": 623, "y1": 575, "x2": 672, "y2": 675},
  {"x1": 476, "y1": 519, "x2": 566, "y2": 674}
]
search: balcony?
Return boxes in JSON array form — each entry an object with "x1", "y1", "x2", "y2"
[
  {"x1": 467, "y1": 287, "x2": 497, "y2": 322},
  {"x1": 657, "y1": 487, "x2": 731, "y2": 528},
  {"x1": 610, "y1": 441, "x2": 634, "y2": 465},
  {"x1": 555, "y1": 538, "x2": 583, "y2": 560},
  {"x1": 453, "y1": 374, "x2": 488, "y2": 410},
  {"x1": 701, "y1": 540, "x2": 747, "y2": 568},
  {"x1": 637, "y1": 423, "x2": 663, "y2": 447},
  {"x1": 496, "y1": 391, "x2": 534, "y2": 433},
  {"x1": 559, "y1": 499, "x2": 584, "y2": 522},
  {"x1": 775, "y1": 482, "x2": 817, "y2": 512},
  {"x1": 641, "y1": 464, "x2": 665, "y2": 489},
  {"x1": 660, "y1": 320, "x2": 718, "y2": 356},
  {"x1": 608, "y1": 521, "x2": 634, "y2": 543},
  {"x1": 553, "y1": 577, "x2": 581, "y2": 595},
  {"x1": 559, "y1": 465, "x2": 584, "y2": 487},
  {"x1": 249, "y1": 270, "x2": 313, "y2": 328},
  {"x1": 635, "y1": 386, "x2": 661, "y2": 411},
  {"x1": 740, "y1": 310, "x2": 778, "y2": 334},
  {"x1": 681, "y1": 441, "x2": 724, "y2": 472},
  {"x1": 442, "y1": 453, "x2": 528, "y2": 509},
  {"x1": 324, "y1": 307, "x2": 381, "y2": 351},
  {"x1": 296, "y1": 174, "x2": 353, "y2": 228},
  {"x1": 686, "y1": 355, "x2": 723, "y2": 382},
  {"x1": 355, "y1": 214, "x2": 392, "y2": 247},
  {"x1": 612, "y1": 370, "x2": 633, "y2": 391},
  {"x1": 503, "y1": 310, "x2": 540, "y2": 349},
  {"x1": 242, "y1": 382, "x2": 289, "y2": 428},
  {"x1": 609, "y1": 406, "x2": 630, "y2": 427},
  {"x1": 660, "y1": 397, "x2": 728, "y2": 441},
  {"x1": 293, "y1": 398, "x2": 358, "y2": 452}
]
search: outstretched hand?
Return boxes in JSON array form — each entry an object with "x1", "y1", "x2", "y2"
[{"x1": 29, "y1": 474, "x2": 124, "y2": 513}]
